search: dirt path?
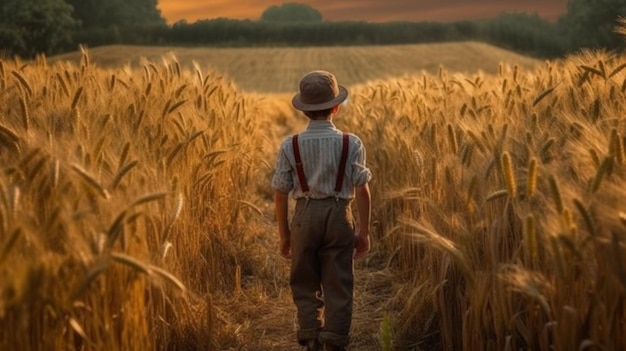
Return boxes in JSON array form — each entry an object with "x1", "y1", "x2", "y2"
[
  {"x1": 212, "y1": 95, "x2": 400, "y2": 350},
  {"x1": 219, "y1": 201, "x2": 395, "y2": 351}
]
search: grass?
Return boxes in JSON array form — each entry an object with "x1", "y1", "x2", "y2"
[{"x1": 1, "y1": 38, "x2": 625, "y2": 350}]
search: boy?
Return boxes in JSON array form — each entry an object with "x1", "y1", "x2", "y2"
[{"x1": 271, "y1": 70, "x2": 372, "y2": 351}]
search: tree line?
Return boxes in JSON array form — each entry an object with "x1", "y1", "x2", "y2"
[{"x1": 0, "y1": 0, "x2": 624, "y2": 59}]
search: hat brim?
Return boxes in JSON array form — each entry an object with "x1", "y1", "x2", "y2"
[{"x1": 291, "y1": 86, "x2": 349, "y2": 111}]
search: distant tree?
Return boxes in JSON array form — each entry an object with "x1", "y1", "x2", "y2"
[
  {"x1": 260, "y1": 3, "x2": 323, "y2": 22},
  {"x1": 558, "y1": 0, "x2": 626, "y2": 51},
  {"x1": 0, "y1": 0, "x2": 76, "y2": 57},
  {"x1": 65, "y1": 0, "x2": 165, "y2": 29},
  {"x1": 63, "y1": 0, "x2": 166, "y2": 48},
  {"x1": 484, "y1": 13, "x2": 567, "y2": 57}
]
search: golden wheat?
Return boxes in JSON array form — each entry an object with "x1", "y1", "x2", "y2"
[
  {"x1": 526, "y1": 158, "x2": 538, "y2": 197},
  {"x1": 2, "y1": 39, "x2": 626, "y2": 350},
  {"x1": 11, "y1": 70, "x2": 33, "y2": 97},
  {"x1": 501, "y1": 152, "x2": 517, "y2": 199}
]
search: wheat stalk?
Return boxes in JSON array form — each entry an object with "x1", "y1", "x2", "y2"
[
  {"x1": 26, "y1": 157, "x2": 46, "y2": 182},
  {"x1": 149, "y1": 264, "x2": 186, "y2": 292},
  {"x1": 548, "y1": 175, "x2": 564, "y2": 214},
  {"x1": 590, "y1": 98, "x2": 601, "y2": 123},
  {"x1": 591, "y1": 157, "x2": 613, "y2": 193},
  {"x1": 142, "y1": 63, "x2": 152, "y2": 82},
  {"x1": 117, "y1": 142, "x2": 131, "y2": 170},
  {"x1": 166, "y1": 130, "x2": 204, "y2": 166},
  {"x1": 430, "y1": 157, "x2": 438, "y2": 190},
  {"x1": 72, "y1": 164, "x2": 110, "y2": 200},
  {"x1": 524, "y1": 215, "x2": 538, "y2": 264},
  {"x1": 11, "y1": 70, "x2": 33, "y2": 97},
  {"x1": 526, "y1": 158, "x2": 537, "y2": 197},
  {"x1": 533, "y1": 85, "x2": 557, "y2": 106},
  {"x1": 167, "y1": 100, "x2": 188, "y2": 115},
  {"x1": 109, "y1": 74, "x2": 116, "y2": 92},
  {"x1": 447, "y1": 123, "x2": 458, "y2": 155},
  {"x1": 466, "y1": 130, "x2": 486, "y2": 153},
  {"x1": 18, "y1": 94, "x2": 30, "y2": 132},
  {"x1": 161, "y1": 192, "x2": 183, "y2": 245},
  {"x1": 110, "y1": 251, "x2": 150, "y2": 274},
  {"x1": 130, "y1": 192, "x2": 168, "y2": 208},
  {"x1": 144, "y1": 82, "x2": 152, "y2": 97},
  {"x1": 174, "y1": 84, "x2": 188, "y2": 98},
  {"x1": 501, "y1": 152, "x2": 516, "y2": 199},
  {"x1": 56, "y1": 72, "x2": 70, "y2": 97},
  {"x1": 598, "y1": 60, "x2": 607, "y2": 79},
  {"x1": 71, "y1": 87, "x2": 84, "y2": 110},
  {"x1": 579, "y1": 65, "x2": 605, "y2": 79},
  {"x1": 79, "y1": 45, "x2": 90, "y2": 69},
  {"x1": 0, "y1": 124, "x2": 21, "y2": 151},
  {"x1": 573, "y1": 199, "x2": 596, "y2": 237},
  {"x1": 460, "y1": 143, "x2": 474, "y2": 166},
  {"x1": 52, "y1": 159, "x2": 59, "y2": 189},
  {"x1": 610, "y1": 129, "x2": 623, "y2": 165},
  {"x1": 109, "y1": 252, "x2": 186, "y2": 292},
  {"x1": 400, "y1": 217, "x2": 474, "y2": 285},
  {"x1": 111, "y1": 160, "x2": 138, "y2": 190},
  {"x1": 486, "y1": 189, "x2": 509, "y2": 202},
  {"x1": 540, "y1": 138, "x2": 555, "y2": 162},
  {"x1": 465, "y1": 176, "x2": 477, "y2": 212},
  {"x1": 71, "y1": 261, "x2": 108, "y2": 298},
  {"x1": 588, "y1": 148, "x2": 600, "y2": 167},
  {"x1": 550, "y1": 237, "x2": 566, "y2": 281}
]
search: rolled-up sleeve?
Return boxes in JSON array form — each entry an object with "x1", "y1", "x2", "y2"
[
  {"x1": 351, "y1": 137, "x2": 372, "y2": 186},
  {"x1": 271, "y1": 142, "x2": 294, "y2": 193}
]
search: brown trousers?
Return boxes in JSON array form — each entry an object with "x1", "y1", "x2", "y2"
[{"x1": 290, "y1": 198, "x2": 355, "y2": 347}]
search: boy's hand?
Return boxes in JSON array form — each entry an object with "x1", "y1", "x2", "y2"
[
  {"x1": 354, "y1": 231, "x2": 370, "y2": 259},
  {"x1": 280, "y1": 237, "x2": 292, "y2": 259}
]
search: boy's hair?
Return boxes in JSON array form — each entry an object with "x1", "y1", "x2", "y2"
[{"x1": 304, "y1": 108, "x2": 333, "y2": 119}]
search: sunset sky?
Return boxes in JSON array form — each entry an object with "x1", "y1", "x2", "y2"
[{"x1": 158, "y1": 0, "x2": 569, "y2": 24}]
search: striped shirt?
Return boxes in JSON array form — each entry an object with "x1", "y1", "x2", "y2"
[{"x1": 271, "y1": 120, "x2": 372, "y2": 200}]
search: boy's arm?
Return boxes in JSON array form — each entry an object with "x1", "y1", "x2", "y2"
[
  {"x1": 274, "y1": 190, "x2": 291, "y2": 259},
  {"x1": 354, "y1": 183, "x2": 371, "y2": 259}
]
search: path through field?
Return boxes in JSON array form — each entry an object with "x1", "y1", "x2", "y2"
[
  {"x1": 224, "y1": 203, "x2": 396, "y2": 351},
  {"x1": 213, "y1": 96, "x2": 404, "y2": 351}
]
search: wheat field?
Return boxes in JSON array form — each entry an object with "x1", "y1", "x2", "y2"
[
  {"x1": 0, "y1": 37, "x2": 625, "y2": 351},
  {"x1": 49, "y1": 41, "x2": 542, "y2": 93}
]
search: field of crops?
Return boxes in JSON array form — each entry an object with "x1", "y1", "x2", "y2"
[
  {"x1": 1, "y1": 38, "x2": 625, "y2": 350},
  {"x1": 49, "y1": 41, "x2": 542, "y2": 93}
]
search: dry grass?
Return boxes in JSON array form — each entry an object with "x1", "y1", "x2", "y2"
[{"x1": 1, "y1": 37, "x2": 625, "y2": 351}]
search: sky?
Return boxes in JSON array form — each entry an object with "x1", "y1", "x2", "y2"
[{"x1": 158, "y1": 0, "x2": 569, "y2": 24}]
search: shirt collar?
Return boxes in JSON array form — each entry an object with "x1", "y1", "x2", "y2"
[{"x1": 306, "y1": 119, "x2": 337, "y2": 131}]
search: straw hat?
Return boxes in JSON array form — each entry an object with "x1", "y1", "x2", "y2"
[{"x1": 291, "y1": 70, "x2": 348, "y2": 111}]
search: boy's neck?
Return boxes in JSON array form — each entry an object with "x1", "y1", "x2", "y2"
[{"x1": 309, "y1": 116, "x2": 333, "y2": 121}]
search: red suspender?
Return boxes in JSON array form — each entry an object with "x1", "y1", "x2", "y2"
[
  {"x1": 292, "y1": 133, "x2": 350, "y2": 196},
  {"x1": 292, "y1": 134, "x2": 310, "y2": 193}
]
